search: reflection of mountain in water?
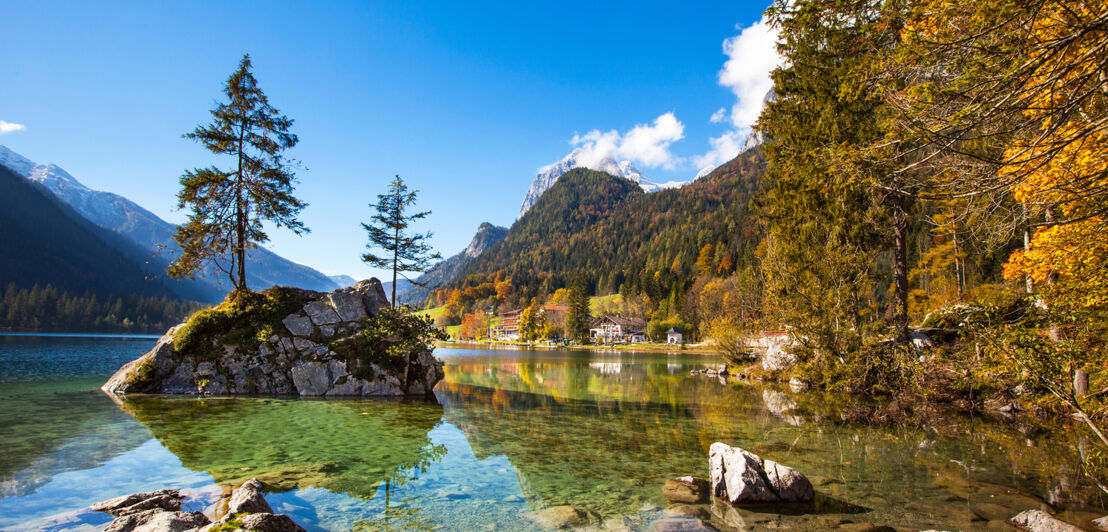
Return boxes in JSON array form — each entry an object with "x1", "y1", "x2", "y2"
[
  {"x1": 0, "y1": 388, "x2": 149, "y2": 497},
  {"x1": 115, "y1": 396, "x2": 445, "y2": 500},
  {"x1": 435, "y1": 355, "x2": 1108, "y2": 521}
]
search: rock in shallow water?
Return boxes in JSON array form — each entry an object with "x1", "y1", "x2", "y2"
[
  {"x1": 89, "y1": 489, "x2": 183, "y2": 516},
  {"x1": 103, "y1": 509, "x2": 209, "y2": 532},
  {"x1": 101, "y1": 278, "x2": 442, "y2": 397},
  {"x1": 235, "y1": 513, "x2": 305, "y2": 532},
  {"x1": 225, "y1": 478, "x2": 273, "y2": 516},
  {"x1": 90, "y1": 478, "x2": 306, "y2": 532},
  {"x1": 1009, "y1": 509, "x2": 1083, "y2": 532},
  {"x1": 708, "y1": 442, "x2": 814, "y2": 504}
]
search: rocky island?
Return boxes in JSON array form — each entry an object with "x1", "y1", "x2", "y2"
[{"x1": 102, "y1": 279, "x2": 444, "y2": 397}]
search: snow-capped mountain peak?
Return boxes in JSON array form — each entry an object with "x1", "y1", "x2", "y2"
[
  {"x1": 0, "y1": 145, "x2": 37, "y2": 176},
  {"x1": 519, "y1": 148, "x2": 687, "y2": 218},
  {"x1": 28, "y1": 163, "x2": 89, "y2": 194}
]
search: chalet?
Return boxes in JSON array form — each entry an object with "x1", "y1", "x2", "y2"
[
  {"x1": 492, "y1": 308, "x2": 522, "y2": 341},
  {"x1": 666, "y1": 328, "x2": 683, "y2": 345},
  {"x1": 590, "y1": 315, "x2": 648, "y2": 344}
]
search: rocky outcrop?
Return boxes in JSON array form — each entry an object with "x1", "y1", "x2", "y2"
[
  {"x1": 708, "y1": 442, "x2": 814, "y2": 504},
  {"x1": 90, "y1": 478, "x2": 306, "y2": 532},
  {"x1": 102, "y1": 279, "x2": 444, "y2": 397}
]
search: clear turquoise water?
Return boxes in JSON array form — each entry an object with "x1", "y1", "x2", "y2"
[{"x1": 0, "y1": 336, "x2": 1104, "y2": 531}]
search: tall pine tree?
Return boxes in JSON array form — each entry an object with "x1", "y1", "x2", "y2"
[
  {"x1": 170, "y1": 54, "x2": 306, "y2": 291},
  {"x1": 362, "y1": 175, "x2": 442, "y2": 306}
]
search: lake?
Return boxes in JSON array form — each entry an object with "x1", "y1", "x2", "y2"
[{"x1": 0, "y1": 334, "x2": 1104, "y2": 531}]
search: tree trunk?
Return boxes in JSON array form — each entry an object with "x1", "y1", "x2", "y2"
[
  {"x1": 1022, "y1": 203, "x2": 1033, "y2": 294},
  {"x1": 236, "y1": 120, "x2": 247, "y2": 291},
  {"x1": 391, "y1": 188, "x2": 400, "y2": 307},
  {"x1": 892, "y1": 193, "x2": 910, "y2": 343}
]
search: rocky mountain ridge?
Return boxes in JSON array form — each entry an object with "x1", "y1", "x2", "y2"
[
  {"x1": 0, "y1": 145, "x2": 339, "y2": 302},
  {"x1": 394, "y1": 222, "x2": 508, "y2": 305},
  {"x1": 518, "y1": 148, "x2": 685, "y2": 218}
]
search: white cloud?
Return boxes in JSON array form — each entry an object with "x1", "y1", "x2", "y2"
[
  {"x1": 569, "y1": 112, "x2": 685, "y2": 170},
  {"x1": 709, "y1": 107, "x2": 727, "y2": 123},
  {"x1": 693, "y1": 130, "x2": 745, "y2": 175},
  {"x1": 694, "y1": 15, "x2": 783, "y2": 174},
  {"x1": 0, "y1": 121, "x2": 26, "y2": 134}
]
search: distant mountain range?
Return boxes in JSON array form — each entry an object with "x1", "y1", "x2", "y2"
[
  {"x1": 0, "y1": 146, "x2": 339, "y2": 302},
  {"x1": 0, "y1": 163, "x2": 176, "y2": 298},
  {"x1": 328, "y1": 274, "x2": 359, "y2": 288},
  {"x1": 393, "y1": 222, "x2": 509, "y2": 305},
  {"x1": 518, "y1": 148, "x2": 686, "y2": 218}
]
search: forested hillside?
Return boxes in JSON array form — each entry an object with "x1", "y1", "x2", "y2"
[
  {"x1": 442, "y1": 151, "x2": 764, "y2": 304},
  {"x1": 0, "y1": 163, "x2": 176, "y2": 299},
  {"x1": 0, "y1": 284, "x2": 202, "y2": 333}
]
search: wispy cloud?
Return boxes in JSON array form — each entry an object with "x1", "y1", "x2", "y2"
[
  {"x1": 694, "y1": 16, "x2": 782, "y2": 173},
  {"x1": 0, "y1": 120, "x2": 27, "y2": 134},
  {"x1": 567, "y1": 112, "x2": 686, "y2": 170}
]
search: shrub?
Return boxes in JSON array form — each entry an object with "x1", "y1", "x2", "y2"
[{"x1": 333, "y1": 305, "x2": 448, "y2": 381}]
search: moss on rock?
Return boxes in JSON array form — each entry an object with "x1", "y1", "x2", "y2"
[{"x1": 174, "y1": 287, "x2": 316, "y2": 361}]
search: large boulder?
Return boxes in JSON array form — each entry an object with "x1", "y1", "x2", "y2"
[
  {"x1": 101, "y1": 278, "x2": 443, "y2": 398},
  {"x1": 224, "y1": 478, "x2": 273, "y2": 515},
  {"x1": 708, "y1": 442, "x2": 814, "y2": 504}
]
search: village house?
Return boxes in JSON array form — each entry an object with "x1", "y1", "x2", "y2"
[
  {"x1": 589, "y1": 315, "x2": 648, "y2": 344},
  {"x1": 666, "y1": 328, "x2": 683, "y2": 345}
]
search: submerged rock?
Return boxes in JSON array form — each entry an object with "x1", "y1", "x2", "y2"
[
  {"x1": 708, "y1": 442, "x2": 814, "y2": 504},
  {"x1": 102, "y1": 279, "x2": 443, "y2": 398},
  {"x1": 663, "y1": 477, "x2": 711, "y2": 504},
  {"x1": 532, "y1": 505, "x2": 600, "y2": 529}
]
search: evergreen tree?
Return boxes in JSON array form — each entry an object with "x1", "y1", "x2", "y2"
[
  {"x1": 362, "y1": 175, "x2": 442, "y2": 306},
  {"x1": 564, "y1": 275, "x2": 592, "y2": 343},
  {"x1": 170, "y1": 54, "x2": 306, "y2": 291},
  {"x1": 760, "y1": 0, "x2": 891, "y2": 362}
]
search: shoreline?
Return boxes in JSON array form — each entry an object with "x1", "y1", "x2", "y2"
[{"x1": 435, "y1": 340, "x2": 722, "y2": 356}]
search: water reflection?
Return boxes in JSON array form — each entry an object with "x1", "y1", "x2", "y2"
[
  {"x1": 4, "y1": 339, "x2": 1104, "y2": 531},
  {"x1": 115, "y1": 396, "x2": 446, "y2": 501},
  {"x1": 434, "y1": 347, "x2": 1107, "y2": 529}
]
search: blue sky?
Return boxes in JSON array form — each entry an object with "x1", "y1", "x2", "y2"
[{"x1": 0, "y1": 0, "x2": 779, "y2": 280}]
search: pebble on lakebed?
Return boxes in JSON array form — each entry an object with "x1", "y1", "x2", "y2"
[{"x1": 89, "y1": 478, "x2": 305, "y2": 532}]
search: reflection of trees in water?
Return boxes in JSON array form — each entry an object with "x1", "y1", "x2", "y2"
[
  {"x1": 438, "y1": 357, "x2": 1108, "y2": 519},
  {"x1": 352, "y1": 495, "x2": 436, "y2": 532},
  {"x1": 116, "y1": 396, "x2": 445, "y2": 501}
]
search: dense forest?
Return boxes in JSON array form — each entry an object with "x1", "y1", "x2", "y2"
[{"x1": 0, "y1": 284, "x2": 203, "y2": 333}]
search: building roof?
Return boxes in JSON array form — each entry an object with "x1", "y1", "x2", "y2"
[
  {"x1": 591, "y1": 314, "x2": 647, "y2": 330},
  {"x1": 666, "y1": 328, "x2": 681, "y2": 334}
]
